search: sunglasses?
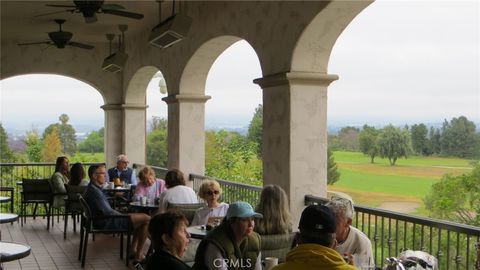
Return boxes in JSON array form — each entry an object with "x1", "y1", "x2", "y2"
[{"x1": 206, "y1": 190, "x2": 220, "y2": 196}]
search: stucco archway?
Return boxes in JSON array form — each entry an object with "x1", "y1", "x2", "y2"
[{"x1": 165, "y1": 35, "x2": 260, "y2": 181}]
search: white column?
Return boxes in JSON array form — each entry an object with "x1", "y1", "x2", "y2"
[
  {"x1": 102, "y1": 104, "x2": 123, "y2": 168},
  {"x1": 254, "y1": 71, "x2": 338, "y2": 226},
  {"x1": 123, "y1": 103, "x2": 148, "y2": 167},
  {"x1": 163, "y1": 94, "x2": 211, "y2": 186}
]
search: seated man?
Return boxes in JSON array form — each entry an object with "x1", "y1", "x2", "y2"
[
  {"x1": 194, "y1": 201, "x2": 263, "y2": 270},
  {"x1": 327, "y1": 196, "x2": 374, "y2": 267},
  {"x1": 107, "y1": 154, "x2": 137, "y2": 186},
  {"x1": 84, "y1": 164, "x2": 150, "y2": 262},
  {"x1": 272, "y1": 204, "x2": 356, "y2": 270}
]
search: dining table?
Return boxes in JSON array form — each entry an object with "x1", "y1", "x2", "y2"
[
  {"x1": 129, "y1": 201, "x2": 158, "y2": 214},
  {"x1": 0, "y1": 241, "x2": 31, "y2": 262},
  {"x1": 0, "y1": 213, "x2": 18, "y2": 224},
  {"x1": 187, "y1": 226, "x2": 208, "y2": 239}
]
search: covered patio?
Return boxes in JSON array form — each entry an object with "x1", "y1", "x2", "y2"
[{"x1": 1, "y1": 1, "x2": 479, "y2": 269}]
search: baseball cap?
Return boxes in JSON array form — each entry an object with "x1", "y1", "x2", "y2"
[
  {"x1": 299, "y1": 204, "x2": 336, "y2": 233},
  {"x1": 226, "y1": 201, "x2": 263, "y2": 219}
]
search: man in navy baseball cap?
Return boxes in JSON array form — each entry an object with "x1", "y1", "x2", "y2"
[{"x1": 271, "y1": 204, "x2": 356, "y2": 270}]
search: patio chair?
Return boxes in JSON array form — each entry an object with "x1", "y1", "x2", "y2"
[
  {"x1": 63, "y1": 184, "x2": 87, "y2": 239},
  {"x1": 260, "y1": 232, "x2": 296, "y2": 263},
  {"x1": 20, "y1": 179, "x2": 53, "y2": 230},
  {"x1": 78, "y1": 194, "x2": 132, "y2": 268},
  {"x1": 166, "y1": 202, "x2": 206, "y2": 224}
]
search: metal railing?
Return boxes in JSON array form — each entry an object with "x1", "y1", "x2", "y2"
[
  {"x1": 305, "y1": 194, "x2": 480, "y2": 270},
  {"x1": 0, "y1": 162, "x2": 99, "y2": 216},
  {"x1": 2, "y1": 162, "x2": 479, "y2": 269},
  {"x1": 189, "y1": 173, "x2": 262, "y2": 206}
]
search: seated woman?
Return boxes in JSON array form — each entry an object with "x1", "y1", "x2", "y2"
[
  {"x1": 194, "y1": 201, "x2": 263, "y2": 270},
  {"x1": 254, "y1": 185, "x2": 293, "y2": 263},
  {"x1": 157, "y1": 169, "x2": 198, "y2": 213},
  {"x1": 191, "y1": 180, "x2": 229, "y2": 226},
  {"x1": 68, "y1": 162, "x2": 89, "y2": 186},
  {"x1": 146, "y1": 211, "x2": 192, "y2": 270},
  {"x1": 255, "y1": 185, "x2": 292, "y2": 235},
  {"x1": 134, "y1": 166, "x2": 166, "y2": 203},
  {"x1": 50, "y1": 156, "x2": 70, "y2": 209}
]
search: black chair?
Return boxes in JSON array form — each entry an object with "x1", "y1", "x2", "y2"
[
  {"x1": 63, "y1": 184, "x2": 87, "y2": 239},
  {"x1": 20, "y1": 179, "x2": 53, "y2": 230},
  {"x1": 166, "y1": 202, "x2": 206, "y2": 224},
  {"x1": 78, "y1": 194, "x2": 132, "y2": 268}
]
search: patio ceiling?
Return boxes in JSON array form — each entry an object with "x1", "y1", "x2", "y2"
[{"x1": 1, "y1": 1, "x2": 165, "y2": 46}]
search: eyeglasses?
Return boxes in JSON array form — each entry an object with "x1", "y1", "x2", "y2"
[{"x1": 206, "y1": 190, "x2": 220, "y2": 196}]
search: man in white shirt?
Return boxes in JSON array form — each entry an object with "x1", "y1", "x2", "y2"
[{"x1": 327, "y1": 196, "x2": 375, "y2": 267}]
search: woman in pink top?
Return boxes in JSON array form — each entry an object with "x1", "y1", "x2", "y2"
[{"x1": 134, "y1": 166, "x2": 166, "y2": 203}]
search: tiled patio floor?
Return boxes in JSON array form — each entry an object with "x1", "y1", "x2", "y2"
[{"x1": 1, "y1": 216, "x2": 134, "y2": 270}]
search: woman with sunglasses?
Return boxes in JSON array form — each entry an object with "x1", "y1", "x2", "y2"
[{"x1": 191, "y1": 180, "x2": 229, "y2": 226}]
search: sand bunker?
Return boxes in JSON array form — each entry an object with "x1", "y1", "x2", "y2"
[{"x1": 377, "y1": 201, "x2": 420, "y2": 214}]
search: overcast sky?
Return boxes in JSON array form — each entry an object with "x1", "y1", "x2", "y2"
[{"x1": 1, "y1": 0, "x2": 478, "y2": 134}]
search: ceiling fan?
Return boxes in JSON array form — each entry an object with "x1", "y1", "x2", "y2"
[
  {"x1": 40, "y1": 1, "x2": 144, "y2": 23},
  {"x1": 17, "y1": 19, "x2": 94, "y2": 50}
]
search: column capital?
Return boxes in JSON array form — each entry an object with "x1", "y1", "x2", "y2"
[
  {"x1": 253, "y1": 71, "x2": 339, "y2": 88},
  {"x1": 162, "y1": 94, "x2": 211, "y2": 104},
  {"x1": 101, "y1": 103, "x2": 148, "y2": 111}
]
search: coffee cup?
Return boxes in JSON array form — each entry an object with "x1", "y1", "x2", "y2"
[
  {"x1": 141, "y1": 196, "x2": 147, "y2": 205},
  {"x1": 108, "y1": 182, "x2": 114, "y2": 189},
  {"x1": 264, "y1": 257, "x2": 278, "y2": 270}
]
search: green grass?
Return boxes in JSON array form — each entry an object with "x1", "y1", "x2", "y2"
[
  {"x1": 333, "y1": 169, "x2": 436, "y2": 198},
  {"x1": 330, "y1": 151, "x2": 475, "y2": 215},
  {"x1": 335, "y1": 151, "x2": 474, "y2": 168}
]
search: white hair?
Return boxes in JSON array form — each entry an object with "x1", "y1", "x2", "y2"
[
  {"x1": 326, "y1": 197, "x2": 354, "y2": 220},
  {"x1": 116, "y1": 154, "x2": 128, "y2": 163}
]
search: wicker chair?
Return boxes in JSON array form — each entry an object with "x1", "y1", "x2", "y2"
[
  {"x1": 63, "y1": 184, "x2": 87, "y2": 239},
  {"x1": 166, "y1": 202, "x2": 206, "y2": 224},
  {"x1": 260, "y1": 232, "x2": 296, "y2": 263}
]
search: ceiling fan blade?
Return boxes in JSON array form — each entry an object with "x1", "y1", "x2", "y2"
[
  {"x1": 84, "y1": 14, "x2": 98, "y2": 23},
  {"x1": 69, "y1": 42, "x2": 95, "y2": 50},
  {"x1": 17, "y1": 41, "x2": 51, "y2": 46},
  {"x1": 101, "y1": 4, "x2": 125, "y2": 10},
  {"x1": 45, "y1": 4, "x2": 76, "y2": 8},
  {"x1": 102, "y1": 9, "x2": 144, "y2": 19},
  {"x1": 35, "y1": 9, "x2": 73, "y2": 17}
]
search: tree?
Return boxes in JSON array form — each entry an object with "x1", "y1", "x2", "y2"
[
  {"x1": 78, "y1": 128, "x2": 104, "y2": 153},
  {"x1": 42, "y1": 127, "x2": 62, "y2": 162},
  {"x1": 25, "y1": 129, "x2": 43, "y2": 162},
  {"x1": 410, "y1": 123, "x2": 430, "y2": 155},
  {"x1": 327, "y1": 149, "x2": 340, "y2": 185},
  {"x1": 424, "y1": 163, "x2": 480, "y2": 226},
  {"x1": 206, "y1": 129, "x2": 262, "y2": 186},
  {"x1": 43, "y1": 114, "x2": 77, "y2": 155},
  {"x1": 429, "y1": 127, "x2": 441, "y2": 155},
  {"x1": 146, "y1": 117, "x2": 168, "y2": 167},
  {"x1": 247, "y1": 104, "x2": 263, "y2": 157},
  {"x1": 440, "y1": 116, "x2": 478, "y2": 158},
  {"x1": 0, "y1": 123, "x2": 15, "y2": 162},
  {"x1": 148, "y1": 116, "x2": 168, "y2": 133},
  {"x1": 377, "y1": 125, "x2": 411, "y2": 166},
  {"x1": 359, "y1": 125, "x2": 379, "y2": 163},
  {"x1": 147, "y1": 128, "x2": 168, "y2": 167},
  {"x1": 337, "y1": 126, "x2": 360, "y2": 151}
]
